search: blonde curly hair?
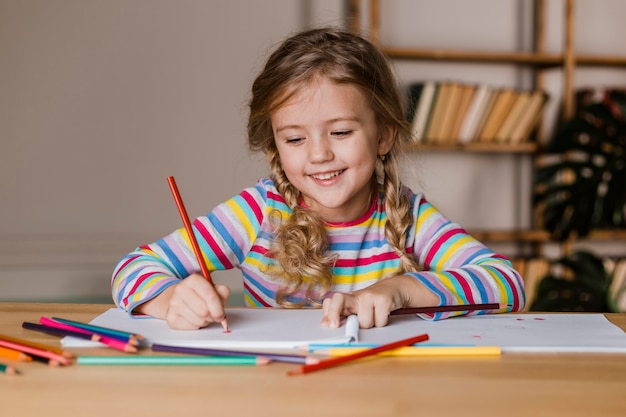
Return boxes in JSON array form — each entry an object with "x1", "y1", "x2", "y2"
[{"x1": 247, "y1": 27, "x2": 419, "y2": 307}]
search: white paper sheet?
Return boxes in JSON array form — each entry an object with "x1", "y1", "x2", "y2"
[{"x1": 61, "y1": 308, "x2": 626, "y2": 353}]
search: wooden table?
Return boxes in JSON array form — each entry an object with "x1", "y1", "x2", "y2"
[{"x1": 1, "y1": 303, "x2": 625, "y2": 417}]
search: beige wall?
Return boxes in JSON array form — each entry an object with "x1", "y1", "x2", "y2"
[{"x1": 1, "y1": 0, "x2": 625, "y2": 302}]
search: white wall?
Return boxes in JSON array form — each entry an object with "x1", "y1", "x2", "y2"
[
  {"x1": 0, "y1": 0, "x2": 345, "y2": 302},
  {"x1": 1, "y1": 0, "x2": 624, "y2": 303}
]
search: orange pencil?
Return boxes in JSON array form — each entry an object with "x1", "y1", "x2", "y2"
[
  {"x1": 0, "y1": 333, "x2": 74, "y2": 359},
  {"x1": 167, "y1": 176, "x2": 229, "y2": 332},
  {"x1": 0, "y1": 338, "x2": 71, "y2": 366},
  {"x1": 287, "y1": 333, "x2": 430, "y2": 376},
  {"x1": 0, "y1": 346, "x2": 32, "y2": 362}
]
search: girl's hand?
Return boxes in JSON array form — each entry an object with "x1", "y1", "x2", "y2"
[
  {"x1": 137, "y1": 273, "x2": 230, "y2": 330},
  {"x1": 320, "y1": 275, "x2": 438, "y2": 329}
]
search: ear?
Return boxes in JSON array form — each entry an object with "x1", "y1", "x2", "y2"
[{"x1": 377, "y1": 125, "x2": 396, "y2": 157}]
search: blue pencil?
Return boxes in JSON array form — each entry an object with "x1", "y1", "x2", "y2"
[{"x1": 50, "y1": 317, "x2": 143, "y2": 345}]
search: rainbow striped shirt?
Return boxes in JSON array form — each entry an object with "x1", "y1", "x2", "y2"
[{"x1": 111, "y1": 178, "x2": 525, "y2": 319}]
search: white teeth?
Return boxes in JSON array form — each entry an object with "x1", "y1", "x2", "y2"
[{"x1": 312, "y1": 170, "x2": 342, "y2": 180}]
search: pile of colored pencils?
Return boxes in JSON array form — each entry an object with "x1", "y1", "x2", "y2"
[
  {"x1": 23, "y1": 317, "x2": 144, "y2": 353},
  {"x1": 0, "y1": 332, "x2": 74, "y2": 372}
]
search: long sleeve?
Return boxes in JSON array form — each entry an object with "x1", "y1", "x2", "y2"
[
  {"x1": 111, "y1": 181, "x2": 270, "y2": 314},
  {"x1": 408, "y1": 195, "x2": 526, "y2": 320}
]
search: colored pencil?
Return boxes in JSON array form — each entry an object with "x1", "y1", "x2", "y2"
[
  {"x1": 0, "y1": 337, "x2": 71, "y2": 366},
  {"x1": 390, "y1": 303, "x2": 505, "y2": 316},
  {"x1": 287, "y1": 333, "x2": 429, "y2": 376},
  {"x1": 0, "y1": 332, "x2": 74, "y2": 359},
  {"x1": 167, "y1": 175, "x2": 229, "y2": 333},
  {"x1": 152, "y1": 343, "x2": 320, "y2": 365},
  {"x1": 0, "y1": 346, "x2": 32, "y2": 362},
  {"x1": 23, "y1": 321, "x2": 98, "y2": 342},
  {"x1": 77, "y1": 355, "x2": 269, "y2": 366},
  {"x1": 0, "y1": 362, "x2": 20, "y2": 375},
  {"x1": 314, "y1": 345, "x2": 502, "y2": 357},
  {"x1": 47, "y1": 317, "x2": 142, "y2": 345},
  {"x1": 39, "y1": 318, "x2": 137, "y2": 353}
]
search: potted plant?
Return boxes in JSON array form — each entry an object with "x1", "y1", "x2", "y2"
[
  {"x1": 530, "y1": 88, "x2": 626, "y2": 312},
  {"x1": 533, "y1": 88, "x2": 626, "y2": 241}
]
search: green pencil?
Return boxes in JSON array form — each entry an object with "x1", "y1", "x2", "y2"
[
  {"x1": 0, "y1": 362, "x2": 20, "y2": 375},
  {"x1": 77, "y1": 355, "x2": 270, "y2": 366}
]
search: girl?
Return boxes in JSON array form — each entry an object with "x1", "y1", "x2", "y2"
[{"x1": 111, "y1": 27, "x2": 525, "y2": 330}]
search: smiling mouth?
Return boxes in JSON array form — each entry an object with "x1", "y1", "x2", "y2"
[{"x1": 310, "y1": 170, "x2": 345, "y2": 180}]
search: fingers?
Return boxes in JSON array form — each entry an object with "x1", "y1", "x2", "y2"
[
  {"x1": 351, "y1": 296, "x2": 387, "y2": 329},
  {"x1": 321, "y1": 292, "x2": 356, "y2": 328},
  {"x1": 165, "y1": 274, "x2": 229, "y2": 330},
  {"x1": 321, "y1": 290, "x2": 393, "y2": 329}
]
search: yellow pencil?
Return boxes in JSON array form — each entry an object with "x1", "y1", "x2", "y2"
[{"x1": 314, "y1": 345, "x2": 501, "y2": 357}]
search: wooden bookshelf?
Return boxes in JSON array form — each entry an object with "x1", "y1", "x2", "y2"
[
  {"x1": 469, "y1": 229, "x2": 626, "y2": 243},
  {"x1": 407, "y1": 142, "x2": 538, "y2": 153},
  {"x1": 350, "y1": 0, "x2": 626, "y2": 253},
  {"x1": 381, "y1": 49, "x2": 626, "y2": 69}
]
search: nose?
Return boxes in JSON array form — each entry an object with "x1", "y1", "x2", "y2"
[{"x1": 307, "y1": 136, "x2": 333, "y2": 163}]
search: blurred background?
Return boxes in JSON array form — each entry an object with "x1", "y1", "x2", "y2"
[{"x1": 1, "y1": 0, "x2": 625, "y2": 306}]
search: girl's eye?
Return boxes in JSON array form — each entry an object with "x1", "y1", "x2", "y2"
[
  {"x1": 286, "y1": 137, "x2": 304, "y2": 144},
  {"x1": 332, "y1": 130, "x2": 352, "y2": 137}
]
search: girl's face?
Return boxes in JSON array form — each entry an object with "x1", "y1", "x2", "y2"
[{"x1": 271, "y1": 78, "x2": 394, "y2": 223}]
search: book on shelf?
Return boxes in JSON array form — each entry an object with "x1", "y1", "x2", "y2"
[
  {"x1": 410, "y1": 81, "x2": 437, "y2": 142},
  {"x1": 405, "y1": 82, "x2": 425, "y2": 124},
  {"x1": 494, "y1": 91, "x2": 532, "y2": 143},
  {"x1": 457, "y1": 84, "x2": 493, "y2": 143},
  {"x1": 436, "y1": 82, "x2": 465, "y2": 143},
  {"x1": 470, "y1": 89, "x2": 498, "y2": 142},
  {"x1": 448, "y1": 83, "x2": 477, "y2": 140},
  {"x1": 477, "y1": 88, "x2": 518, "y2": 142},
  {"x1": 424, "y1": 81, "x2": 454, "y2": 143},
  {"x1": 404, "y1": 81, "x2": 548, "y2": 146},
  {"x1": 508, "y1": 90, "x2": 549, "y2": 143}
]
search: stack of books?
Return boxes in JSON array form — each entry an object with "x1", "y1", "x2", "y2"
[{"x1": 405, "y1": 81, "x2": 549, "y2": 145}]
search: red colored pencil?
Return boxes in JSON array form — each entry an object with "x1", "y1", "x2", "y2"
[
  {"x1": 287, "y1": 333, "x2": 429, "y2": 376},
  {"x1": 390, "y1": 303, "x2": 505, "y2": 316},
  {"x1": 167, "y1": 176, "x2": 229, "y2": 333}
]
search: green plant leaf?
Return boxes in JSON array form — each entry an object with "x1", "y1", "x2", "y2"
[{"x1": 533, "y1": 89, "x2": 626, "y2": 240}]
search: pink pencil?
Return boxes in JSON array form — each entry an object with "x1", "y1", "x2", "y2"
[
  {"x1": 0, "y1": 339, "x2": 71, "y2": 366},
  {"x1": 39, "y1": 317, "x2": 137, "y2": 353}
]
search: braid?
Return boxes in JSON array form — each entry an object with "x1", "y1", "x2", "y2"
[
  {"x1": 379, "y1": 154, "x2": 421, "y2": 274},
  {"x1": 265, "y1": 150, "x2": 336, "y2": 307}
]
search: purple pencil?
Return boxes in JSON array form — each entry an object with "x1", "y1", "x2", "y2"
[
  {"x1": 151, "y1": 343, "x2": 320, "y2": 365},
  {"x1": 22, "y1": 321, "x2": 100, "y2": 341}
]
